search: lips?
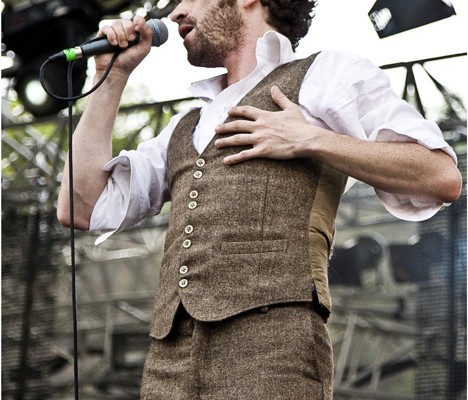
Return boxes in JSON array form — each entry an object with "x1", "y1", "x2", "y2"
[{"x1": 179, "y1": 24, "x2": 194, "y2": 39}]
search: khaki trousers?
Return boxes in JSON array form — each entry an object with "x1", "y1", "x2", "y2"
[{"x1": 140, "y1": 303, "x2": 333, "y2": 399}]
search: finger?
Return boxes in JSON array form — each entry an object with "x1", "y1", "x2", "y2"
[
  {"x1": 133, "y1": 15, "x2": 146, "y2": 30},
  {"x1": 118, "y1": 18, "x2": 138, "y2": 47},
  {"x1": 98, "y1": 25, "x2": 118, "y2": 46},
  {"x1": 134, "y1": 15, "x2": 153, "y2": 44},
  {"x1": 223, "y1": 149, "x2": 257, "y2": 165},
  {"x1": 215, "y1": 133, "x2": 254, "y2": 148},
  {"x1": 270, "y1": 85, "x2": 295, "y2": 110},
  {"x1": 103, "y1": 18, "x2": 136, "y2": 48},
  {"x1": 215, "y1": 120, "x2": 254, "y2": 135},
  {"x1": 227, "y1": 105, "x2": 260, "y2": 120}
]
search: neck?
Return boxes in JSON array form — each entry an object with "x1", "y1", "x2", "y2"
[
  {"x1": 223, "y1": 41, "x2": 258, "y2": 86},
  {"x1": 224, "y1": 4, "x2": 275, "y2": 87}
]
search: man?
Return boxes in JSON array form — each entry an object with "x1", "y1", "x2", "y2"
[{"x1": 57, "y1": 0, "x2": 462, "y2": 398}]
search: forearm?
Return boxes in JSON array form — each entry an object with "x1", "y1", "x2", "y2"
[
  {"x1": 57, "y1": 72, "x2": 128, "y2": 229},
  {"x1": 309, "y1": 128, "x2": 461, "y2": 203}
]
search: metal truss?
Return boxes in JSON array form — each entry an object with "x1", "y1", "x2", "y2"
[{"x1": 1, "y1": 53, "x2": 466, "y2": 399}]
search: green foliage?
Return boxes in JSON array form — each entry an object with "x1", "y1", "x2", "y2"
[{"x1": 1, "y1": 96, "x2": 192, "y2": 214}]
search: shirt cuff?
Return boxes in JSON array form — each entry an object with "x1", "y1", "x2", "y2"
[
  {"x1": 376, "y1": 189, "x2": 446, "y2": 222},
  {"x1": 89, "y1": 155, "x2": 134, "y2": 244}
]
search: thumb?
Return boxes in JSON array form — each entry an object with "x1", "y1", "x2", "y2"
[{"x1": 271, "y1": 85, "x2": 295, "y2": 110}]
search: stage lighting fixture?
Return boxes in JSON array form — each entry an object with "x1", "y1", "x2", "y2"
[
  {"x1": 2, "y1": 0, "x2": 101, "y2": 116},
  {"x1": 369, "y1": 0, "x2": 456, "y2": 38},
  {"x1": 329, "y1": 236, "x2": 384, "y2": 286}
]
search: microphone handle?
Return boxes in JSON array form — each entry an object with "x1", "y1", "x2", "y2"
[
  {"x1": 48, "y1": 36, "x2": 140, "y2": 63},
  {"x1": 47, "y1": 19, "x2": 167, "y2": 63},
  {"x1": 80, "y1": 35, "x2": 140, "y2": 58}
]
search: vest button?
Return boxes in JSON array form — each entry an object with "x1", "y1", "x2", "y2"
[
  {"x1": 179, "y1": 265, "x2": 189, "y2": 275},
  {"x1": 184, "y1": 225, "x2": 194, "y2": 234},
  {"x1": 179, "y1": 278, "x2": 188, "y2": 288},
  {"x1": 189, "y1": 190, "x2": 199, "y2": 199},
  {"x1": 196, "y1": 158, "x2": 206, "y2": 167},
  {"x1": 188, "y1": 201, "x2": 197, "y2": 210},
  {"x1": 182, "y1": 239, "x2": 192, "y2": 248},
  {"x1": 193, "y1": 171, "x2": 203, "y2": 179}
]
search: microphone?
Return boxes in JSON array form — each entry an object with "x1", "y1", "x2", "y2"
[{"x1": 48, "y1": 19, "x2": 168, "y2": 63}]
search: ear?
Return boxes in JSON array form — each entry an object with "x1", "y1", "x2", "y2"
[{"x1": 241, "y1": 0, "x2": 260, "y2": 9}]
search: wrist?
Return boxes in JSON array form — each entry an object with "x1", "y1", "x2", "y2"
[
  {"x1": 92, "y1": 67, "x2": 129, "y2": 94},
  {"x1": 300, "y1": 125, "x2": 332, "y2": 159},
  {"x1": 94, "y1": 64, "x2": 129, "y2": 82}
]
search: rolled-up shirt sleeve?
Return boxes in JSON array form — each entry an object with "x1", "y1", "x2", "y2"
[
  {"x1": 301, "y1": 50, "x2": 457, "y2": 221},
  {"x1": 89, "y1": 110, "x2": 192, "y2": 243}
]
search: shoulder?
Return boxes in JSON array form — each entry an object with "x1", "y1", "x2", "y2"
[
  {"x1": 312, "y1": 50, "x2": 383, "y2": 79},
  {"x1": 303, "y1": 49, "x2": 391, "y2": 95}
]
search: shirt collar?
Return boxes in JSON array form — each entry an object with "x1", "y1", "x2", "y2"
[{"x1": 189, "y1": 31, "x2": 296, "y2": 101}]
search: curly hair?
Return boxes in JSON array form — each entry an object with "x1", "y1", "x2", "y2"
[{"x1": 260, "y1": 0, "x2": 317, "y2": 50}]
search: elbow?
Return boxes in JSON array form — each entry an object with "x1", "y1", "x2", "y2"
[
  {"x1": 56, "y1": 195, "x2": 71, "y2": 227},
  {"x1": 57, "y1": 206, "x2": 70, "y2": 228},
  {"x1": 438, "y1": 167, "x2": 462, "y2": 204},
  {"x1": 56, "y1": 205, "x2": 90, "y2": 231},
  {"x1": 429, "y1": 150, "x2": 463, "y2": 204},
  {"x1": 57, "y1": 186, "x2": 92, "y2": 230}
]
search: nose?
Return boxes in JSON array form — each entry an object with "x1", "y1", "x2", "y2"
[{"x1": 170, "y1": 2, "x2": 188, "y2": 23}]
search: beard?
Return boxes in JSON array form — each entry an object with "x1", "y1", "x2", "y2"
[{"x1": 185, "y1": 0, "x2": 245, "y2": 68}]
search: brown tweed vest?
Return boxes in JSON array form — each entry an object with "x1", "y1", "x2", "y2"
[{"x1": 150, "y1": 53, "x2": 348, "y2": 339}]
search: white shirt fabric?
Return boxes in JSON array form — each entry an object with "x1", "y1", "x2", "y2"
[{"x1": 90, "y1": 31, "x2": 457, "y2": 244}]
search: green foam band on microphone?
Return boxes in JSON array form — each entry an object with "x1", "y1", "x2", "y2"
[{"x1": 64, "y1": 48, "x2": 76, "y2": 62}]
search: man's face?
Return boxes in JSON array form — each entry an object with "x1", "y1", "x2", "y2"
[{"x1": 172, "y1": 0, "x2": 245, "y2": 68}]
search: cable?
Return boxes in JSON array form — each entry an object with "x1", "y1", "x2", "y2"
[
  {"x1": 66, "y1": 61, "x2": 80, "y2": 400},
  {"x1": 39, "y1": 50, "x2": 121, "y2": 102},
  {"x1": 39, "y1": 52, "x2": 121, "y2": 400}
]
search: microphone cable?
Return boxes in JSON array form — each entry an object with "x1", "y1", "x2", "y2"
[
  {"x1": 39, "y1": 50, "x2": 121, "y2": 400},
  {"x1": 40, "y1": 48, "x2": 121, "y2": 101}
]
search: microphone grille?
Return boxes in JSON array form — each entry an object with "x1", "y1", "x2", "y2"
[{"x1": 147, "y1": 19, "x2": 169, "y2": 47}]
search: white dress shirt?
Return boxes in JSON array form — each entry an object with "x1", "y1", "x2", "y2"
[{"x1": 90, "y1": 31, "x2": 457, "y2": 243}]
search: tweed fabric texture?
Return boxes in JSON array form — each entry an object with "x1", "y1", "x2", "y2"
[
  {"x1": 141, "y1": 303, "x2": 333, "y2": 399},
  {"x1": 150, "y1": 53, "x2": 348, "y2": 339}
]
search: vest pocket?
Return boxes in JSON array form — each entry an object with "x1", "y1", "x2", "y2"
[{"x1": 220, "y1": 239, "x2": 287, "y2": 254}]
